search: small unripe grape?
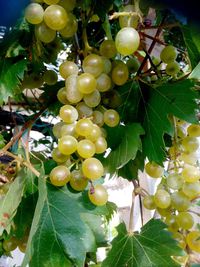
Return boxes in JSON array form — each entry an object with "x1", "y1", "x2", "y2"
[
  {"x1": 176, "y1": 212, "x2": 194, "y2": 230},
  {"x1": 166, "y1": 173, "x2": 183, "y2": 190},
  {"x1": 171, "y1": 191, "x2": 190, "y2": 211},
  {"x1": 154, "y1": 189, "x2": 171, "y2": 209},
  {"x1": 181, "y1": 136, "x2": 199, "y2": 153},
  {"x1": 44, "y1": 5, "x2": 68, "y2": 30},
  {"x1": 126, "y1": 56, "x2": 140, "y2": 73},
  {"x1": 75, "y1": 118, "x2": 93, "y2": 137},
  {"x1": 77, "y1": 73, "x2": 97, "y2": 94},
  {"x1": 103, "y1": 109, "x2": 120, "y2": 127},
  {"x1": 52, "y1": 147, "x2": 69, "y2": 163},
  {"x1": 86, "y1": 124, "x2": 101, "y2": 142},
  {"x1": 3, "y1": 237, "x2": 18, "y2": 252},
  {"x1": 82, "y1": 158, "x2": 104, "y2": 180},
  {"x1": 70, "y1": 169, "x2": 88, "y2": 191},
  {"x1": 160, "y1": 45, "x2": 177, "y2": 63},
  {"x1": 65, "y1": 75, "x2": 83, "y2": 104},
  {"x1": 43, "y1": 70, "x2": 58, "y2": 85},
  {"x1": 186, "y1": 231, "x2": 200, "y2": 253},
  {"x1": 182, "y1": 164, "x2": 200, "y2": 183},
  {"x1": 144, "y1": 162, "x2": 164, "y2": 178},
  {"x1": 182, "y1": 181, "x2": 200, "y2": 199},
  {"x1": 111, "y1": 62, "x2": 129, "y2": 86},
  {"x1": 25, "y1": 3, "x2": 44, "y2": 24},
  {"x1": 50, "y1": 165, "x2": 70, "y2": 186},
  {"x1": 35, "y1": 22, "x2": 56, "y2": 43},
  {"x1": 119, "y1": 5, "x2": 139, "y2": 29},
  {"x1": 187, "y1": 124, "x2": 200, "y2": 137},
  {"x1": 57, "y1": 87, "x2": 69, "y2": 104},
  {"x1": 100, "y1": 40, "x2": 117, "y2": 59},
  {"x1": 59, "y1": 13, "x2": 78, "y2": 38},
  {"x1": 59, "y1": 61, "x2": 79, "y2": 79},
  {"x1": 165, "y1": 61, "x2": 180, "y2": 76},
  {"x1": 59, "y1": 104, "x2": 78, "y2": 123},
  {"x1": 83, "y1": 54, "x2": 103, "y2": 77},
  {"x1": 58, "y1": 0, "x2": 76, "y2": 11},
  {"x1": 88, "y1": 184, "x2": 108, "y2": 206},
  {"x1": 96, "y1": 73, "x2": 111, "y2": 92},
  {"x1": 143, "y1": 195, "x2": 156, "y2": 210},
  {"x1": 53, "y1": 121, "x2": 66, "y2": 138},
  {"x1": 77, "y1": 139, "x2": 96, "y2": 158},
  {"x1": 102, "y1": 57, "x2": 112, "y2": 74},
  {"x1": 92, "y1": 110, "x2": 104, "y2": 127},
  {"x1": 95, "y1": 136, "x2": 107, "y2": 154},
  {"x1": 76, "y1": 102, "x2": 93, "y2": 118},
  {"x1": 44, "y1": 0, "x2": 59, "y2": 4},
  {"x1": 83, "y1": 89, "x2": 101, "y2": 108},
  {"x1": 58, "y1": 135, "x2": 78, "y2": 155}
]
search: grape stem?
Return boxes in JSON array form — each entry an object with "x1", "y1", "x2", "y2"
[{"x1": 128, "y1": 189, "x2": 136, "y2": 233}]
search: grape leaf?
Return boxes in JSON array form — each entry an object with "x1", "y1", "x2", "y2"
[
  {"x1": 94, "y1": 0, "x2": 115, "y2": 20},
  {"x1": 189, "y1": 62, "x2": 200, "y2": 80},
  {"x1": 143, "y1": 79, "x2": 198, "y2": 164},
  {"x1": 102, "y1": 219, "x2": 184, "y2": 267}
]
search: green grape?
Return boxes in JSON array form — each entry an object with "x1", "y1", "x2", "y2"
[
  {"x1": 171, "y1": 191, "x2": 190, "y2": 211},
  {"x1": 52, "y1": 147, "x2": 69, "y2": 163},
  {"x1": 154, "y1": 189, "x2": 171, "y2": 209},
  {"x1": 156, "y1": 207, "x2": 171, "y2": 217},
  {"x1": 86, "y1": 124, "x2": 101, "y2": 142},
  {"x1": 181, "y1": 136, "x2": 199, "y2": 153},
  {"x1": 83, "y1": 89, "x2": 101, "y2": 108},
  {"x1": 88, "y1": 184, "x2": 108, "y2": 206},
  {"x1": 82, "y1": 157, "x2": 104, "y2": 180},
  {"x1": 95, "y1": 136, "x2": 107, "y2": 154},
  {"x1": 53, "y1": 121, "x2": 66, "y2": 138},
  {"x1": 59, "y1": 13, "x2": 78, "y2": 38},
  {"x1": 58, "y1": 135, "x2": 78, "y2": 155},
  {"x1": 43, "y1": 69, "x2": 58, "y2": 85},
  {"x1": 58, "y1": 0, "x2": 76, "y2": 11},
  {"x1": 65, "y1": 74, "x2": 83, "y2": 104},
  {"x1": 165, "y1": 61, "x2": 180, "y2": 76},
  {"x1": 60, "y1": 123, "x2": 76, "y2": 137},
  {"x1": 182, "y1": 164, "x2": 200, "y2": 183},
  {"x1": 59, "y1": 104, "x2": 78, "y2": 123},
  {"x1": 96, "y1": 73, "x2": 112, "y2": 92},
  {"x1": 102, "y1": 57, "x2": 112, "y2": 74},
  {"x1": 77, "y1": 73, "x2": 97, "y2": 94},
  {"x1": 160, "y1": 45, "x2": 177, "y2": 63},
  {"x1": 126, "y1": 56, "x2": 140, "y2": 73},
  {"x1": 176, "y1": 212, "x2": 194, "y2": 230},
  {"x1": 186, "y1": 231, "x2": 200, "y2": 253},
  {"x1": 44, "y1": 0, "x2": 59, "y2": 4},
  {"x1": 35, "y1": 22, "x2": 56, "y2": 43},
  {"x1": 165, "y1": 215, "x2": 179, "y2": 232},
  {"x1": 100, "y1": 40, "x2": 117, "y2": 59},
  {"x1": 77, "y1": 139, "x2": 96, "y2": 158},
  {"x1": 187, "y1": 124, "x2": 200, "y2": 137},
  {"x1": 115, "y1": 27, "x2": 140, "y2": 56},
  {"x1": 57, "y1": 87, "x2": 69, "y2": 104},
  {"x1": 144, "y1": 161, "x2": 164, "y2": 178},
  {"x1": 25, "y1": 3, "x2": 44, "y2": 24},
  {"x1": 59, "y1": 61, "x2": 79, "y2": 79},
  {"x1": 75, "y1": 118, "x2": 93, "y2": 136},
  {"x1": 111, "y1": 61, "x2": 129, "y2": 86},
  {"x1": 143, "y1": 195, "x2": 156, "y2": 210},
  {"x1": 92, "y1": 110, "x2": 104, "y2": 127},
  {"x1": 182, "y1": 181, "x2": 200, "y2": 199},
  {"x1": 166, "y1": 173, "x2": 183, "y2": 190},
  {"x1": 102, "y1": 90, "x2": 122, "y2": 109},
  {"x1": 22, "y1": 73, "x2": 44, "y2": 89},
  {"x1": 103, "y1": 109, "x2": 120, "y2": 127},
  {"x1": 83, "y1": 54, "x2": 103, "y2": 77},
  {"x1": 76, "y1": 102, "x2": 93, "y2": 118},
  {"x1": 70, "y1": 169, "x2": 88, "y2": 191},
  {"x1": 179, "y1": 152, "x2": 197, "y2": 166},
  {"x1": 119, "y1": 5, "x2": 139, "y2": 28},
  {"x1": 50, "y1": 165, "x2": 70, "y2": 186},
  {"x1": 18, "y1": 235, "x2": 28, "y2": 253},
  {"x1": 44, "y1": 5, "x2": 68, "y2": 30},
  {"x1": 3, "y1": 237, "x2": 18, "y2": 252}
]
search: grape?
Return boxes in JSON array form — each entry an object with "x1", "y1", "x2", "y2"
[
  {"x1": 92, "y1": 110, "x2": 104, "y2": 127},
  {"x1": 50, "y1": 165, "x2": 70, "y2": 186},
  {"x1": 76, "y1": 102, "x2": 93, "y2": 118},
  {"x1": 176, "y1": 126, "x2": 187, "y2": 139},
  {"x1": 35, "y1": 22, "x2": 56, "y2": 43},
  {"x1": 102, "y1": 90, "x2": 122, "y2": 109},
  {"x1": 25, "y1": 3, "x2": 44, "y2": 24},
  {"x1": 83, "y1": 54, "x2": 103, "y2": 77},
  {"x1": 115, "y1": 27, "x2": 140, "y2": 56},
  {"x1": 75, "y1": 118, "x2": 93, "y2": 137},
  {"x1": 59, "y1": 104, "x2": 78, "y2": 123},
  {"x1": 22, "y1": 73, "x2": 44, "y2": 89},
  {"x1": 60, "y1": 123, "x2": 76, "y2": 137},
  {"x1": 58, "y1": 135, "x2": 78, "y2": 155},
  {"x1": 165, "y1": 215, "x2": 179, "y2": 232},
  {"x1": 119, "y1": 5, "x2": 139, "y2": 28},
  {"x1": 165, "y1": 61, "x2": 180, "y2": 76},
  {"x1": 182, "y1": 164, "x2": 200, "y2": 183},
  {"x1": 44, "y1": 5, "x2": 68, "y2": 30},
  {"x1": 111, "y1": 61, "x2": 129, "y2": 85},
  {"x1": 86, "y1": 124, "x2": 101, "y2": 142},
  {"x1": 52, "y1": 147, "x2": 69, "y2": 163},
  {"x1": 143, "y1": 195, "x2": 156, "y2": 210},
  {"x1": 179, "y1": 152, "x2": 197, "y2": 165},
  {"x1": 82, "y1": 158, "x2": 104, "y2": 180},
  {"x1": 52, "y1": 121, "x2": 66, "y2": 138},
  {"x1": 154, "y1": 189, "x2": 171, "y2": 209},
  {"x1": 96, "y1": 73, "x2": 112, "y2": 92},
  {"x1": 171, "y1": 191, "x2": 190, "y2": 211},
  {"x1": 166, "y1": 173, "x2": 183, "y2": 190},
  {"x1": 187, "y1": 124, "x2": 200, "y2": 137},
  {"x1": 58, "y1": 0, "x2": 76, "y2": 11},
  {"x1": 3, "y1": 237, "x2": 18, "y2": 252},
  {"x1": 59, "y1": 13, "x2": 78, "y2": 38},
  {"x1": 182, "y1": 181, "x2": 200, "y2": 199},
  {"x1": 43, "y1": 69, "x2": 58, "y2": 85},
  {"x1": 100, "y1": 40, "x2": 117, "y2": 59},
  {"x1": 160, "y1": 45, "x2": 177, "y2": 63},
  {"x1": 176, "y1": 212, "x2": 194, "y2": 230},
  {"x1": 102, "y1": 57, "x2": 112, "y2": 74},
  {"x1": 65, "y1": 75, "x2": 83, "y2": 104},
  {"x1": 57, "y1": 87, "x2": 69, "y2": 104},
  {"x1": 144, "y1": 162, "x2": 164, "y2": 178},
  {"x1": 95, "y1": 136, "x2": 107, "y2": 154},
  {"x1": 186, "y1": 231, "x2": 200, "y2": 253},
  {"x1": 77, "y1": 139, "x2": 96, "y2": 158},
  {"x1": 126, "y1": 56, "x2": 140, "y2": 73},
  {"x1": 70, "y1": 169, "x2": 88, "y2": 191},
  {"x1": 77, "y1": 73, "x2": 97, "y2": 94},
  {"x1": 18, "y1": 235, "x2": 28, "y2": 253},
  {"x1": 44, "y1": 0, "x2": 59, "y2": 4},
  {"x1": 172, "y1": 232, "x2": 186, "y2": 249},
  {"x1": 103, "y1": 109, "x2": 120, "y2": 127},
  {"x1": 59, "y1": 61, "x2": 79, "y2": 79},
  {"x1": 181, "y1": 136, "x2": 199, "y2": 153},
  {"x1": 156, "y1": 207, "x2": 171, "y2": 217},
  {"x1": 83, "y1": 89, "x2": 101, "y2": 108},
  {"x1": 88, "y1": 184, "x2": 108, "y2": 206}
]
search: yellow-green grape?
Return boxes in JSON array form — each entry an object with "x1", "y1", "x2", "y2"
[
  {"x1": 154, "y1": 189, "x2": 171, "y2": 209},
  {"x1": 182, "y1": 164, "x2": 200, "y2": 183},
  {"x1": 25, "y1": 3, "x2": 44, "y2": 24},
  {"x1": 172, "y1": 232, "x2": 186, "y2": 249},
  {"x1": 52, "y1": 121, "x2": 66, "y2": 138},
  {"x1": 59, "y1": 104, "x2": 78, "y2": 123},
  {"x1": 75, "y1": 118, "x2": 93, "y2": 137},
  {"x1": 57, "y1": 87, "x2": 69, "y2": 104},
  {"x1": 165, "y1": 61, "x2": 180, "y2": 76},
  {"x1": 77, "y1": 73, "x2": 97, "y2": 94},
  {"x1": 22, "y1": 73, "x2": 44, "y2": 89},
  {"x1": 156, "y1": 207, "x2": 171, "y2": 217},
  {"x1": 18, "y1": 235, "x2": 28, "y2": 253},
  {"x1": 115, "y1": 27, "x2": 140, "y2": 56},
  {"x1": 82, "y1": 157, "x2": 104, "y2": 180},
  {"x1": 59, "y1": 13, "x2": 78, "y2": 38},
  {"x1": 176, "y1": 125, "x2": 187, "y2": 139},
  {"x1": 171, "y1": 191, "x2": 190, "y2": 211},
  {"x1": 77, "y1": 139, "x2": 96, "y2": 158},
  {"x1": 187, "y1": 124, "x2": 200, "y2": 137},
  {"x1": 35, "y1": 22, "x2": 56, "y2": 43},
  {"x1": 143, "y1": 195, "x2": 156, "y2": 210},
  {"x1": 126, "y1": 56, "x2": 140, "y2": 73},
  {"x1": 102, "y1": 57, "x2": 112, "y2": 74},
  {"x1": 43, "y1": 69, "x2": 58, "y2": 85},
  {"x1": 44, "y1": 5, "x2": 68, "y2": 30},
  {"x1": 44, "y1": 0, "x2": 59, "y2": 4},
  {"x1": 59, "y1": 61, "x2": 79, "y2": 79},
  {"x1": 60, "y1": 123, "x2": 76, "y2": 137},
  {"x1": 176, "y1": 212, "x2": 194, "y2": 230},
  {"x1": 111, "y1": 61, "x2": 129, "y2": 85},
  {"x1": 3, "y1": 237, "x2": 18, "y2": 252},
  {"x1": 83, "y1": 89, "x2": 101, "y2": 108},
  {"x1": 100, "y1": 40, "x2": 117, "y2": 59},
  {"x1": 83, "y1": 54, "x2": 103, "y2": 77},
  {"x1": 160, "y1": 45, "x2": 177, "y2": 63},
  {"x1": 182, "y1": 181, "x2": 200, "y2": 199},
  {"x1": 119, "y1": 5, "x2": 139, "y2": 28},
  {"x1": 181, "y1": 136, "x2": 199, "y2": 153},
  {"x1": 86, "y1": 124, "x2": 101, "y2": 142},
  {"x1": 58, "y1": 0, "x2": 76, "y2": 11},
  {"x1": 166, "y1": 173, "x2": 183, "y2": 190},
  {"x1": 58, "y1": 135, "x2": 78, "y2": 155},
  {"x1": 96, "y1": 73, "x2": 111, "y2": 92},
  {"x1": 165, "y1": 215, "x2": 179, "y2": 232},
  {"x1": 70, "y1": 169, "x2": 88, "y2": 191},
  {"x1": 103, "y1": 109, "x2": 120, "y2": 127},
  {"x1": 52, "y1": 147, "x2": 69, "y2": 163},
  {"x1": 179, "y1": 152, "x2": 197, "y2": 166},
  {"x1": 92, "y1": 110, "x2": 104, "y2": 127},
  {"x1": 95, "y1": 136, "x2": 107, "y2": 154},
  {"x1": 76, "y1": 102, "x2": 93, "y2": 118},
  {"x1": 65, "y1": 75, "x2": 83, "y2": 104},
  {"x1": 88, "y1": 184, "x2": 108, "y2": 206},
  {"x1": 144, "y1": 161, "x2": 164, "y2": 178},
  {"x1": 186, "y1": 231, "x2": 200, "y2": 253},
  {"x1": 49, "y1": 165, "x2": 70, "y2": 186}
]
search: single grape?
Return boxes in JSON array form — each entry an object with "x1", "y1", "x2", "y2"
[
  {"x1": 25, "y1": 3, "x2": 44, "y2": 24},
  {"x1": 86, "y1": 124, "x2": 101, "y2": 142},
  {"x1": 182, "y1": 181, "x2": 200, "y2": 199},
  {"x1": 65, "y1": 75, "x2": 83, "y2": 104},
  {"x1": 176, "y1": 212, "x2": 194, "y2": 230},
  {"x1": 103, "y1": 109, "x2": 120, "y2": 127},
  {"x1": 96, "y1": 73, "x2": 112, "y2": 92},
  {"x1": 35, "y1": 22, "x2": 56, "y2": 43},
  {"x1": 59, "y1": 104, "x2": 78, "y2": 123},
  {"x1": 58, "y1": 0, "x2": 76, "y2": 12},
  {"x1": 92, "y1": 110, "x2": 104, "y2": 127},
  {"x1": 76, "y1": 102, "x2": 93, "y2": 118},
  {"x1": 166, "y1": 173, "x2": 183, "y2": 190},
  {"x1": 95, "y1": 136, "x2": 107, "y2": 154},
  {"x1": 181, "y1": 136, "x2": 199, "y2": 153},
  {"x1": 83, "y1": 89, "x2": 101, "y2": 108},
  {"x1": 59, "y1": 61, "x2": 79, "y2": 79},
  {"x1": 126, "y1": 56, "x2": 140, "y2": 73},
  {"x1": 100, "y1": 40, "x2": 117, "y2": 59},
  {"x1": 3, "y1": 237, "x2": 18, "y2": 252},
  {"x1": 179, "y1": 152, "x2": 197, "y2": 166},
  {"x1": 43, "y1": 69, "x2": 58, "y2": 85},
  {"x1": 52, "y1": 147, "x2": 69, "y2": 163},
  {"x1": 144, "y1": 162, "x2": 164, "y2": 178},
  {"x1": 160, "y1": 45, "x2": 177, "y2": 63},
  {"x1": 22, "y1": 73, "x2": 44, "y2": 89},
  {"x1": 186, "y1": 231, "x2": 200, "y2": 253},
  {"x1": 70, "y1": 169, "x2": 88, "y2": 191},
  {"x1": 58, "y1": 135, "x2": 78, "y2": 155},
  {"x1": 18, "y1": 235, "x2": 28, "y2": 253},
  {"x1": 59, "y1": 13, "x2": 78, "y2": 38},
  {"x1": 57, "y1": 87, "x2": 69, "y2": 104},
  {"x1": 165, "y1": 61, "x2": 180, "y2": 76},
  {"x1": 171, "y1": 191, "x2": 190, "y2": 211},
  {"x1": 44, "y1": 5, "x2": 68, "y2": 30},
  {"x1": 77, "y1": 139, "x2": 96, "y2": 158},
  {"x1": 75, "y1": 118, "x2": 93, "y2": 137},
  {"x1": 165, "y1": 215, "x2": 179, "y2": 232},
  {"x1": 111, "y1": 61, "x2": 129, "y2": 86},
  {"x1": 50, "y1": 165, "x2": 70, "y2": 186},
  {"x1": 88, "y1": 184, "x2": 108, "y2": 206},
  {"x1": 77, "y1": 73, "x2": 97, "y2": 94},
  {"x1": 187, "y1": 124, "x2": 200, "y2": 137},
  {"x1": 102, "y1": 57, "x2": 112, "y2": 74},
  {"x1": 119, "y1": 5, "x2": 139, "y2": 28},
  {"x1": 143, "y1": 195, "x2": 156, "y2": 210},
  {"x1": 154, "y1": 189, "x2": 171, "y2": 209},
  {"x1": 182, "y1": 164, "x2": 200, "y2": 183},
  {"x1": 156, "y1": 207, "x2": 171, "y2": 217},
  {"x1": 44, "y1": 0, "x2": 59, "y2": 4},
  {"x1": 82, "y1": 54, "x2": 103, "y2": 77},
  {"x1": 82, "y1": 158, "x2": 104, "y2": 180},
  {"x1": 102, "y1": 90, "x2": 122, "y2": 109},
  {"x1": 52, "y1": 121, "x2": 66, "y2": 138},
  {"x1": 60, "y1": 123, "x2": 76, "y2": 137}
]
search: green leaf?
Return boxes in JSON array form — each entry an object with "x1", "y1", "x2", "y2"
[
  {"x1": 102, "y1": 219, "x2": 184, "y2": 267},
  {"x1": 0, "y1": 134, "x2": 5, "y2": 149},
  {"x1": 143, "y1": 79, "x2": 198, "y2": 164},
  {"x1": 0, "y1": 58, "x2": 27, "y2": 105},
  {"x1": 189, "y1": 62, "x2": 200, "y2": 80},
  {"x1": 94, "y1": 0, "x2": 115, "y2": 20}
]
